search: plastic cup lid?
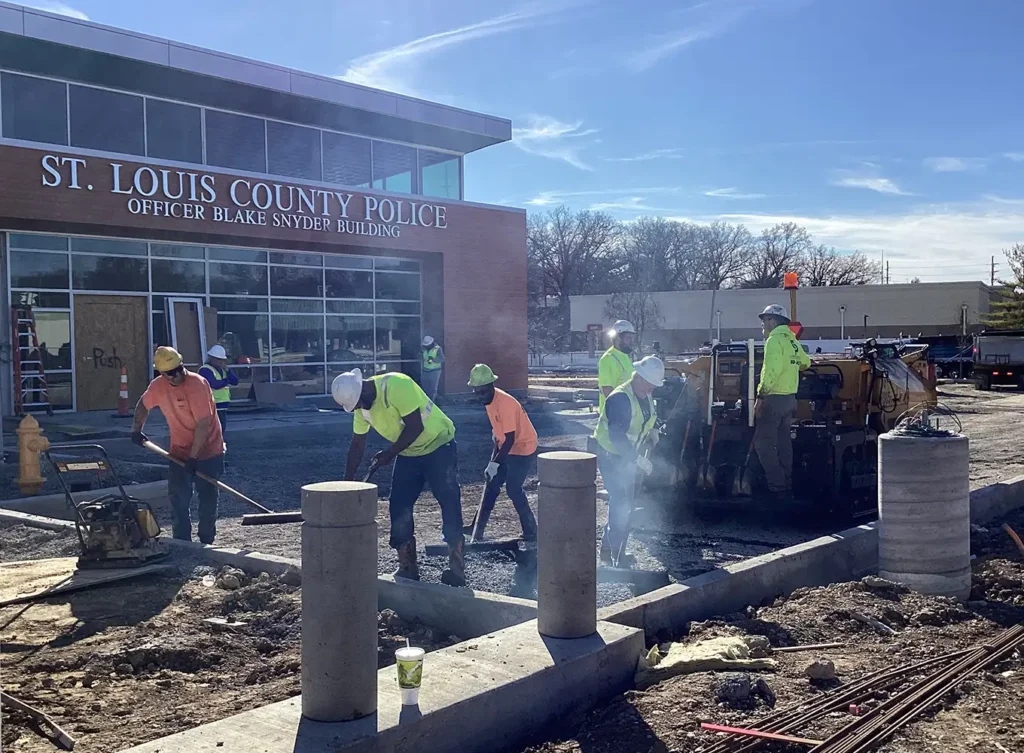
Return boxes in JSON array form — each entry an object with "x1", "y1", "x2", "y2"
[{"x1": 396, "y1": 647, "x2": 425, "y2": 660}]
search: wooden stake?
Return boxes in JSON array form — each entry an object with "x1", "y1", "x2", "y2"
[{"x1": 1, "y1": 691, "x2": 76, "y2": 750}]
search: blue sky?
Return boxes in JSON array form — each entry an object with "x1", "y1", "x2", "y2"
[{"x1": 26, "y1": 0, "x2": 1024, "y2": 283}]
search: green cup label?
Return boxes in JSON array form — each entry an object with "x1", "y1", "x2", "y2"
[{"x1": 397, "y1": 659, "x2": 422, "y2": 689}]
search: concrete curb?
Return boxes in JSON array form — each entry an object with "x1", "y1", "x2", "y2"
[
  {"x1": 0, "y1": 508, "x2": 75, "y2": 531},
  {"x1": 0, "y1": 480, "x2": 169, "y2": 520},
  {"x1": 969, "y1": 474, "x2": 1024, "y2": 523}
]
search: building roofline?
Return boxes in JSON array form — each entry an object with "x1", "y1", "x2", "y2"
[{"x1": 0, "y1": 1, "x2": 512, "y2": 150}]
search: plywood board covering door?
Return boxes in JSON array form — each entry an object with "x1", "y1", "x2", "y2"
[
  {"x1": 73, "y1": 295, "x2": 149, "y2": 412},
  {"x1": 172, "y1": 301, "x2": 203, "y2": 366}
]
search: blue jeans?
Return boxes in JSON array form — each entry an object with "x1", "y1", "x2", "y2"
[
  {"x1": 420, "y1": 368, "x2": 441, "y2": 401},
  {"x1": 597, "y1": 447, "x2": 636, "y2": 555},
  {"x1": 474, "y1": 453, "x2": 537, "y2": 540},
  {"x1": 167, "y1": 455, "x2": 223, "y2": 544},
  {"x1": 388, "y1": 440, "x2": 463, "y2": 548}
]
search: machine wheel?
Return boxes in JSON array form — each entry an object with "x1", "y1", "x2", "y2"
[{"x1": 975, "y1": 374, "x2": 991, "y2": 391}]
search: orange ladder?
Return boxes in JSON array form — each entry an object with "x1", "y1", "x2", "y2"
[{"x1": 11, "y1": 305, "x2": 53, "y2": 415}]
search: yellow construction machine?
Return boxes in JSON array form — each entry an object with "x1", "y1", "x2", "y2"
[{"x1": 645, "y1": 335, "x2": 937, "y2": 520}]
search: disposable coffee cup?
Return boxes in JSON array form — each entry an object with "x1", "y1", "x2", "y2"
[{"x1": 396, "y1": 646, "x2": 425, "y2": 705}]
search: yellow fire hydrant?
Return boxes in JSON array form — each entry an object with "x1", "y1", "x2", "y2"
[{"x1": 16, "y1": 414, "x2": 50, "y2": 496}]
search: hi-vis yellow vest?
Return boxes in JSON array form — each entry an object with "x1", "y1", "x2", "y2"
[
  {"x1": 422, "y1": 346, "x2": 442, "y2": 371},
  {"x1": 203, "y1": 364, "x2": 231, "y2": 405},
  {"x1": 593, "y1": 381, "x2": 657, "y2": 455}
]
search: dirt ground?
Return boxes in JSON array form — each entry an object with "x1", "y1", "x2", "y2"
[
  {"x1": 521, "y1": 507, "x2": 1024, "y2": 753},
  {"x1": 939, "y1": 383, "x2": 1024, "y2": 489},
  {"x1": 0, "y1": 527, "x2": 457, "y2": 753}
]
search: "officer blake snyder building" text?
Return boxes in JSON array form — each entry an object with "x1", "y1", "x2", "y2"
[{"x1": 40, "y1": 154, "x2": 449, "y2": 238}]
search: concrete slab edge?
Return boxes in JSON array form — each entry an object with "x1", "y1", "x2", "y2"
[
  {"x1": 0, "y1": 508, "x2": 75, "y2": 531},
  {"x1": 0, "y1": 480, "x2": 168, "y2": 520}
]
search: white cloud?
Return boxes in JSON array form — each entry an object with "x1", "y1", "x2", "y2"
[
  {"x1": 1005, "y1": 152, "x2": 1024, "y2": 162},
  {"x1": 23, "y1": 1, "x2": 88, "y2": 19},
  {"x1": 923, "y1": 156, "x2": 988, "y2": 172},
  {"x1": 626, "y1": 25, "x2": 727, "y2": 72},
  {"x1": 602, "y1": 148, "x2": 684, "y2": 162},
  {"x1": 513, "y1": 115, "x2": 600, "y2": 170},
  {"x1": 704, "y1": 187, "x2": 767, "y2": 199},
  {"x1": 524, "y1": 186, "x2": 681, "y2": 206},
  {"x1": 339, "y1": 5, "x2": 561, "y2": 96},
  {"x1": 831, "y1": 167, "x2": 912, "y2": 196}
]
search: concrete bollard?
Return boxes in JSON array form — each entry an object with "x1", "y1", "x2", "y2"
[
  {"x1": 537, "y1": 450, "x2": 598, "y2": 639},
  {"x1": 301, "y1": 481, "x2": 378, "y2": 722}
]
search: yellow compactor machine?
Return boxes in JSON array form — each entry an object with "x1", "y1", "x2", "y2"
[{"x1": 644, "y1": 338, "x2": 937, "y2": 520}]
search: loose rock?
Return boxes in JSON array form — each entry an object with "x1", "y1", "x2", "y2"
[{"x1": 805, "y1": 659, "x2": 838, "y2": 682}]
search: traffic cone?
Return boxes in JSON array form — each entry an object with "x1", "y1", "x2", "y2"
[{"x1": 117, "y1": 367, "x2": 130, "y2": 416}]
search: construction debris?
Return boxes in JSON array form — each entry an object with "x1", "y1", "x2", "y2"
[
  {"x1": 804, "y1": 659, "x2": 838, "y2": 682},
  {"x1": 1, "y1": 691, "x2": 76, "y2": 750},
  {"x1": 636, "y1": 635, "x2": 777, "y2": 688},
  {"x1": 0, "y1": 557, "x2": 174, "y2": 608}
]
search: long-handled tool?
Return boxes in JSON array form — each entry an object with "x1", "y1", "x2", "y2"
[
  {"x1": 142, "y1": 440, "x2": 272, "y2": 514},
  {"x1": 239, "y1": 457, "x2": 383, "y2": 526}
]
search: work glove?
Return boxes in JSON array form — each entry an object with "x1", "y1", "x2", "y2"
[
  {"x1": 636, "y1": 456, "x2": 654, "y2": 476},
  {"x1": 183, "y1": 457, "x2": 199, "y2": 474},
  {"x1": 130, "y1": 430, "x2": 148, "y2": 447},
  {"x1": 484, "y1": 461, "x2": 501, "y2": 483}
]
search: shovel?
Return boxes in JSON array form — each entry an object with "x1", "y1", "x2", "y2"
[
  {"x1": 240, "y1": 456, "x2": 383, "y2": 526},
  {"x1": 142, "y1": 440, "x2": 272, "y2": 514}
]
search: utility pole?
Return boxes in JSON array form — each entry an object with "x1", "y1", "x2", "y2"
[
  {"x1": 880, "y1": 250, "x2": 885, "y2": 284},
  {"x1": 886, "y1": 261, "x2": 890, "y2": 285},
  {"x1": 991, "y1": 256, "x2": 996, "y2": 286}
]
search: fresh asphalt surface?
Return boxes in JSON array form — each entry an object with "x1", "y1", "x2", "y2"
[{"x1": 12, "y1": 402, "x2": 832, "y2": 607}]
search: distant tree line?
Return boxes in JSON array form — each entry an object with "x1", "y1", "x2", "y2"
[{"x1": 526, "y1": 205, "x2": 881, "y2": 355}]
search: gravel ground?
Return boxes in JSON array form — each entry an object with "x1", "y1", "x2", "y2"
[
  {"x1": 521, "y1": 509, "x2": 1024, "y2": 753},
  {"x1": 938, "y1": 382, "x2": 1024, "y2": 489}
]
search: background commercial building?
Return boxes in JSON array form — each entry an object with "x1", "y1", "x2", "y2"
[
  {"x1": 0, "y1": 1, "x2": 526, "y2": 413},
  {"x1": 571, "y1": 281, "x2": 992, "y2": 352}
]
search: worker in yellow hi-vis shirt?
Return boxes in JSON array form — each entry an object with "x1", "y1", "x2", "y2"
[
  {"x1": 598, "y1": 320, "x2": 636, "y2": 412},
  {"x1": 332, "y1": 368, "x2": 465, "y2": 587}
]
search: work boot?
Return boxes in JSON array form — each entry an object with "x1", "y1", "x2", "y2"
[
  {"x1": 440, "y1": 536, "x2": 466, "y2": 587},
  {"x1": 393, "y1": 538, "x2": 420, "y2": 581},
  {"x1": 599, "y1": 537, "x2": 613, "y2": 566}
]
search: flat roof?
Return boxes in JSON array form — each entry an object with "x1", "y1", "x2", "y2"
[{"x1": 0, "y1": 1, "x2": 512, "y2": 154}]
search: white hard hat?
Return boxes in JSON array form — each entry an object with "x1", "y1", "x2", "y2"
[
  {"x1": 633, "y1": 355, "x2": 665, "y2": 387},
  {"x1": 422, "y1": 335, "x2": 435, "y2": 347},
  {"x1": 609, "y1": 320, "x2": 636, "y2": 336},
  {"x1": 759, "y1": 304, "x2": 790, "y2": 321},
  {"x1": 207, "y1": 344, "x2": 227, "y2": 360},
  {"x1": 331, "y1": 368, "x2": 363, "y2": 411}
]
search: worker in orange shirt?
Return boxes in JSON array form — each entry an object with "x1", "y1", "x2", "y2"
[
  {"x1": 131, "y1": 346, "x2": 225, "y2": 544},
  {"x1": 466, "y1": 364, "x2": 538, "y2": 543}
]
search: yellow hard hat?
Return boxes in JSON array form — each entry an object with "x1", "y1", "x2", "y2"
[
  {"x1": 467, "y1": 363, "x2": 498, "y2": 387},
  {"x1": 153, "y1": 346, "x2": 183, "y2": 372}
]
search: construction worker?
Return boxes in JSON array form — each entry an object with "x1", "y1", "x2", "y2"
[
  {"x1": 332, "y1": 367, "x2": 465, "y2": 586},
  {"x1": 466, "y1": 364, "x2": 538, "y2": 543},
  {"x1": 598, "y1": 320, "x2": 636, "y2": 412},
  {"x1": 753, "y1": 304, "x2": 811, "y2": 499},
  {"x1": 420, "y1": 335, "x2": 444, "y2": 400},
  {"x1": 592, "y1": 355, "x2": 664, "y2": 567},
  {"x1": 198, "y1": 345, "x2": 238, "y2": 434},
  {"x1": 131, "y1": 346, "x2": 225, "y2": 544}
]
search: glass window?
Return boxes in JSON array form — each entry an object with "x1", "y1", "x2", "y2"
[
  {"x1": 1, "y1": 73, "x2": 68, "y2": 145},
  {"x1": 217, "y1": 314, "x2": 270, "y2": 364},
  {"x1": 374, "y1": 257, "x2": 419, "y2": 271},
  {"x1": 375, "y1": 271, "x2": 420, "y2": 300},
  {"x1": 34, "y1": 312, "x2": 72, "y2": 370},
  {"x1": 45, "y1": 372, "x2": 73, "y2": 411},
  {"x1": 376, "y1": 301, "x2": 420, "y2": 315},
  {"x1": 210, "y1": 297, "x2": 269, "y2": 312},
  {"x1": 375, "y1": 316, "x2": 419, "y2": 361},
  {"x1": 153, "y1": 312, "x2": 169, "y2": 347},
  {"x1": 10, "y1": 251, "x2": 69, "y2": 289},
  {"x1": 205, "y1": 110, "x2": 267, "y2": 173},
  {"x1": 325, "y1": 269, "x2": 373, "y2": 299},
  {"x1": 8, "y1": 234, "x2": 68, "y2": 251},
  {"x1": 272, "y1": 364, "x2": 325, "y2": 396},
  {"x1": 419, "y1": 149, "x2": 460, "y2": 200},
  {"x1": 322, "y1": 132, "x2": 371, "y2": 187},
  {"x1": 151, "y1": 244, "x2": 205, "y2": 259},
  {"x1": 327, "y1": 300, "x2": 373, "y2": 314},
  {"x1": 209, "y1": 263, "x2": 268, "y2": 296},
  {"x1": 372, "y1": 141, "x2": 416, "y2": 193},
  {"x1": 270, "y1": 252, "x2": 322, "y2": 267},
  {"x1": 12, "y1": 291, "x2": 70, "y2": 308},
  {"x1": 326, "y1": 316, "x2": 374, "y2": 364},
  {"x1": 325, "y1": 255, "x2": 372, "y2": 269},
  {"x1": 71, "y1": 237, "x2": 148, "y2": 256},
  {"x1": 267, "y1": 120, "x2": 321, "y2": 180},
  {"x1": 272, "y1": 299, "x2": 323, "y2": 313},
  {"x1": 151, "y1": 258, "x2": 205, "y2": 294},
  {"x1": 271, "y1": 315, "x2": 324, "y2": 364},
  {"x1": 72, "y1": 256, "x2": 147, "y2": 291},
  {"x1": 69, "y1": 85, "x2": 144, "y2": 155},
  {"x1": 270, "y1": 266, "x2": 322, "y2": 297},
  {"x1": 208, "y1": 247, "x2": 267, "y2": 263},
  {"x1": 226, "y1": 365, "x2": 269, "y2": 400},
  {"x1": 145, "y1": 99, "x2": 203, "y2": 163}
]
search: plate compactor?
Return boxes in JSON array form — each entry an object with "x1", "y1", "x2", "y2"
[{"x1": 46, "y1": 443, "x2": 169, "y2": 569}]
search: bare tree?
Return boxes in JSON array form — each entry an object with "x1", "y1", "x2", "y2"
[
  {"x1": 801, "y1": 243, "x2": 882, "y2": 286},
  {"x1": 603, "y1": 290, "x2": 664, "y2": 346},
  {"x1": 695, "y1": 222, "x2": 752, "y2": 289},
  {"x1": 740, "y1": 222, "x2": 812, "y2": 288},
  {"x1": 620, "y1": 217, "x2": 703, "y2": 292}
]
